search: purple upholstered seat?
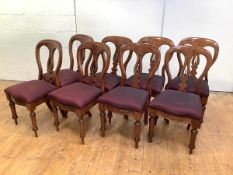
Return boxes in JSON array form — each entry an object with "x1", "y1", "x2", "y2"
[
  {"x1": 95, "y1": 73, "x2": 121, "y2": 91},
  {"x1": 43, "y1": 69, "x2": 79, "y2": 87},
  {"x1": 149, "y1": 90, "x2": 203, "y2": 120},
  {"x1": 125, "y1": 73, "x2": 165, "y2": 95},
  {"x1": 166, "y1": 76, "x2": 209, "y2": 97},
  {"x1": 49, "y1": 82, "x2": 102, "y2": 108},
  {"x1": 58, "y1": 69, "x2": 79, "y2": 87},
  {"x1": 4, "y1": 80, "x2": 56, "y2": 103},
  {"x1": 98, "y1": 86, "x2": 149, "y2": 112}
]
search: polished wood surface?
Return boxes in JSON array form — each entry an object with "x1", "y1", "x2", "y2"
[
  {"x1": 102, "y1": 36, "x2": 133, "y2": 75},
  {"x1": 36, "y1": 39, "x2": 63, "y2": 87},
  {"x1": 0, "y1": 80, "x2": 233, "y2": 175}
]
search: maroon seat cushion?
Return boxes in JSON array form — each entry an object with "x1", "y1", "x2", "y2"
[
  {"x1": 98, "y1": 86, "x2": 149, "y2": 112},
  {"x1": 95, "y1": 73, "x2": 121, "y2": 91},
  {"x1": 49, "y1": 82, "x2": 102, "y2": 108},
  {"x1": 43, "y1": 69, "x2": 79, "y2": 87},
  {"x1": 4, "y1": 80, "x2": 56, "y2": 103},
  {"x1": 59, "y1": 69, "x2": 79, "y2": 87},
  {"x1": 166, "y1": 76, "x2": 209, "y2": 97},
  {"x1": 149, "y1": 90, "x2": 203, "y2": 120},
  {"x1": 125, "y1": 73, "x2": 165, "y2": 95}
]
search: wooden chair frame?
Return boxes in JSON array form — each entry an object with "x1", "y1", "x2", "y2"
[
  {"x1": 50, "y1": 42, "x2": 110, "y2": 144},
  {"x1": 178, "y1": 37, "x2": 219, "y2": 107},
  {"x1": 102, "y1": 36, "x2": 133, "y2": 123},
  {"x1": 5, "y1": 91, "x2": 51, "y2": 137},
  {"x1": 5, "y1": 40, "x2": 62, "y2": 137},
  {"x1": 99, "y1": 43, "x2": 161, "y2": 148},
  {"x1": 138, "y1": 36, "x2": 175, "y2": 97},
  {"x1": 36, "y1": 39, "x2": 63, "y2": 87},
  {"x1": 69, "y1": 34, "x2": 94, "y2": 70},
  {"x1": 148, "y1": 45, "x2": 212, "y2": 154}
]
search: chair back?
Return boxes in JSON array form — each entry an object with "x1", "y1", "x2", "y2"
[
  {"x1": 77, "y1": 42, "x2": 110, "y2": 92},
  {"x1": 164, "y1": 45, "x2": 212, "y2": 95},
  {"x1": 138, "y1": 36, "x2": 174, "y2": 76},
  {"x1": 118, "y1": 43, "x2": 161, "y2": 95},
  {"x1": 102, "y1": 36, "x2": 133, "y2": 75},
  {"x1": 69, "y1": 34, "x2": 94, "y2": 70},
  {"x1": 179, "y1": 37, "x2": 219, "y2": 80},
  {"x1": 36, "y1": 39, "x2": 62, "y2": 86}
]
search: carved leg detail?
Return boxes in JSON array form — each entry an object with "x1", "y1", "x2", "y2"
[
  {"x1": 124, "y1": 115, "x2": 129, "y2": 120},
  {"x1": 30, "y1": 111, "x2": 38, "y2": 137},
  {"x1": 189, "y1": 128, "x2": 198, "y2": 154},
  {"x1": 164, "y1": 118, "x2": 169, "y2": 124},
  {"x1": 79, "y1": 116, "x2": 85, "y2": 144},
  {"x1": 9, "y1": 100, "x2": 18, "y2": 125},
  {"x1": 86, "y1": 111, "x2": 92, "y2": 117},
  {"x1": 108, "y1": 111, "x2": 112, "y2": 124},
  {"x1": 187, "y1": 124, "x2": 191, "y2": 130},
  {"x1": 100, "y1": 110, "x2": 106, "y2": 137},
  {"x1": 134, "y1": 120, "x2": 141, "y2": 148}
]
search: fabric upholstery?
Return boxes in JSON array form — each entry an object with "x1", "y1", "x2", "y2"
[
  {"x1": 5, "y1": 80, "x2": 56, "y2": 103},
  {"x1": 95, "y1": 73, "x2": 121, "y2": 91},
  {"x1": 98, "y1": 86, "x2": 149, "y2": 112},
  {"x1": 58, "y1": 69, "x2": 79, "y2": 87},
  {"x1": 149, "y1": 90, "x2": 203, "y2": 120},
  {"x1": 125, "y1": 73, "x2": 165, "y2": 95},
  {"x1": 49, "y1": 82, "x2": 102, "y2": 108},
  {"x1": 166, "y1": 76, "x2": 209, "y2": 97},
  {"x1": 43, "y1": 69, "x2": 79, "y2": 87}
]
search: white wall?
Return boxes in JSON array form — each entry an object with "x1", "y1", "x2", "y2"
[
  {"x1": 0, "y1": 0, "x2": 76, "y2": 81},
  {"x1": 0, "y1": 0, "x2": 232, "y2": 92},
  {"x1": 76, "y1": 0, "x2": 164, "y2": 76},
  {"x1": 163, "y1": 0, "x2": 233, "y2": 92}
]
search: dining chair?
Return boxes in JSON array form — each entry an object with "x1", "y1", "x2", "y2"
[
  {"x1": 165, "y1": 37, "x2": 219, "y2": 109},
  {"x1": 48, "y1": 42, "x2": 110, "y2": 144},
  {"x1": 100, "y1": 36, "x2": 133, "y2": 124},
  {"x1": 148, "y1": 45, "x2": 212, "y2": 154},
  {"x1": 38, "y1": 35, "x2": 94, "y2": 88},
  {"x1": 4, "y1": 41, "x2": 61, "y2": 137},
  {"x1": 125, "y1": 36, "x2": 175, "y2": 97},
  {"x1": 98, "y1": 43, "x2": 161, "y2": 148}
]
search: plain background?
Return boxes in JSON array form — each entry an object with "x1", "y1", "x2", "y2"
[{"x1": 0, "y1": 0, "x2": 232, "y2": 92}]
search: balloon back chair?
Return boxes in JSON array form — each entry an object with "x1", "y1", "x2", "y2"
[
  {"x1": 148, "y1": 45, "x2": 212, "y2": 154},
  {"x1": 165, "y1": 37, "x2": 219, "y2": 109},
  {"x1": 101, "y1": 36, "x2": 133, "y2": 123},
  {"x1": 124, "y1": 36, "x2": 174, "y2": 97},
  {"x1": 48, "y1": 42, "x2": 110, "y2": 144},
  {"x1": 4, "y1": 40, "x2": 61, "y2": 137},
  {"x1": 38, "y1": 35, "x2": 94, "y2": 88},
  {"x1": 98, "y1": 43, "x2": 161, "y2": 148}
]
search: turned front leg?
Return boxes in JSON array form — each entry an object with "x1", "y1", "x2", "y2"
[
  {"x1": 134, "y1": 120, "x2": 141, "y2": 148},
  {"x1": 79, "y1": 114, "x2": 85, "y2": 144},
  {"x1": 29, "y1": 109, "x2": 38, "y2": 137},
  {"x1": 189, "y1": 128, "x2": 198, "y2": 154}
]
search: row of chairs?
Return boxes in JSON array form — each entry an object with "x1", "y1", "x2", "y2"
[{"x1": 4, "y1": 35, "x2": 219, "y2": 154}]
